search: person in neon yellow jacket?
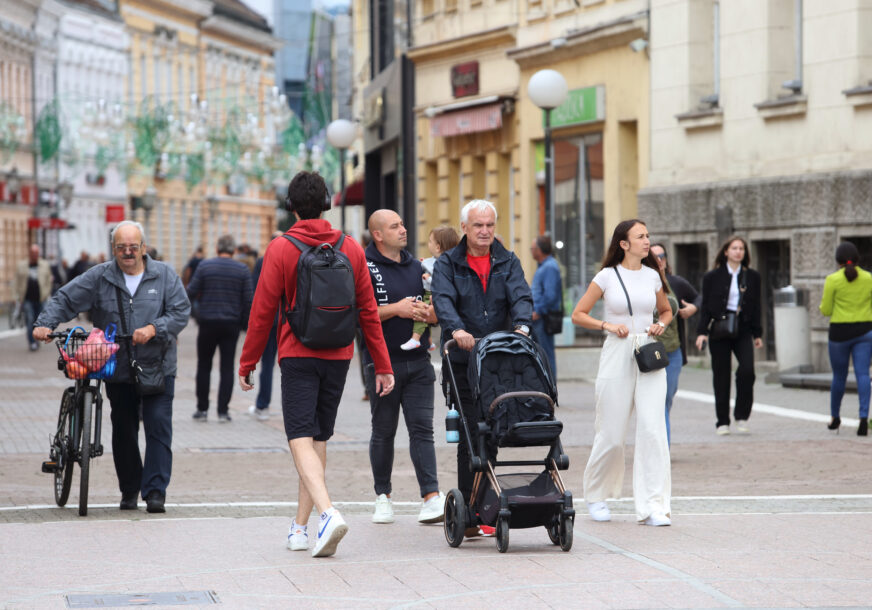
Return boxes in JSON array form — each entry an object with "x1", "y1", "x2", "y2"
[{"x1": 819, "y1": 241, "x2": 872, "y2": 436}]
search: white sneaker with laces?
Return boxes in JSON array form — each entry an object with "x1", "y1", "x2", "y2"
[
  {"x1": 247, "y1": 405, "x2": 269, "y2": 421},
  {"x1": 312, "y1": 510, "x2": 348, "y2": 557},
  {"x1": 287, "y1": 524, "x2": 308, "y2": 551},
  {"x1": 716, "y1": 425, "x2": 731, "y2": 436},
  {"x1": 372, "y1": 493, "x2": 395, "y2": 523},
  {"x1": 417, "y1": 491, "x2": 445, "y2": 523},
  {"x1": 735, "y1": 420, "x2": 749, "y2": 434},
  {"x1": 642, "y1": 513, "x2": 672, "y2": 527},
  {"x1": 587, "y1": 501, "x2": 611, "y2": 522}
]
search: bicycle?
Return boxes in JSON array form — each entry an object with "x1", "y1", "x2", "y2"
[{"x1": 41, "y1": 325, "x2": 125, "y2": 516}]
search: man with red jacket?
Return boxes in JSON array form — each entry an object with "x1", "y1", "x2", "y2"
[{"x1": 238, "y1": 171, "x2": 394, "y2": 558}]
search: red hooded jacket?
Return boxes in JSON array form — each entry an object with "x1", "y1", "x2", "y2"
[{"x1": 238, "y1": 219, "x2": 391, "y2": 376}]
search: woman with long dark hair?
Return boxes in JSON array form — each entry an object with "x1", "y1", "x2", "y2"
[
  {"x1": 694, "y1": 236, "x2": 762, "y2": 435},
  {"x1": 571, "y1": 219, "x2": 673, "y2": 526},
  {"x1": 819, "y1": 242, "x2": 872, "y2": 435}
]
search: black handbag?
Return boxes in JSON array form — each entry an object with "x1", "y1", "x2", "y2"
[
  {"x1": 115, "y1": 286, "x2": 166, "y2": 395},
  {"x1": 544, "y1": 306, "x2": 564, "y2": 335},
  {"x1": 708, "y1": 274, "x2": 745, "y2": 341},
  {"x1": 613, "y1": 267, "x2": 669, "y2": 373}
]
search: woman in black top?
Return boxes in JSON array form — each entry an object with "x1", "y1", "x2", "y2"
[{"x1": 694, "y1": 236, "x2": 763, "y2": 435}]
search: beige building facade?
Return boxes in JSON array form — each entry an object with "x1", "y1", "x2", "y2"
[
  {"x1": 639, "y1": 0, "x2": 872, "y2": 367},
  {"x1": 411, "y1": 0, "x2": 650, "y2": 314}
]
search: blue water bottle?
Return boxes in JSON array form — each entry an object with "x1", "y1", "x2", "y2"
[{"x1": 445, "y1": 407, "x2": 460, "y2": 443}]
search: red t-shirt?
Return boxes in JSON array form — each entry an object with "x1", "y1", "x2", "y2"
[{"x1": 467, "y1": 253, "x2": 491, "y2": 293}]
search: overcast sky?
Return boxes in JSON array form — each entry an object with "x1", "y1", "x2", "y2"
[{"x1": 241, "y1": 0, "x2": 351, "y2": 26}]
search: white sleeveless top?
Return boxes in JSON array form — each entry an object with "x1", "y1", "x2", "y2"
[{"x1": 591, "y1": 265, "x2": 662, "y2": 334}]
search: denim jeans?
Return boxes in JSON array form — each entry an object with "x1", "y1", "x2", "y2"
[
  {"x1": 531, "y1": 318, "x2": 557, "y2": 378},
  {"x1": 255, "y1": 318, "x2": 278, "y2": 409},
  {"x1": 664, "y1": 348, "x2": 683, "y2": 446},
  {"x1": 105, "y1": 376, "x2": 175, "y2": 499},
  {"x1": 23, "y1": 299, "x2": 43, "y2": 347},
  {"x1": 365, "y1": 357, "x2": 439, "y2": 498},
  {"x1": 828, "y1": 330, "x2": 872, "y2": 420}
]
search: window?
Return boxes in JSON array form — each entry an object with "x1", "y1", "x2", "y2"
[
  {"x1": 766, "y1": 0, "x2": 803, "y2": 97},
  {"x1": 421, "y1": 0, "x2": 434, "y2": 16},
  {"x1": 140, "y1": 54, "x2": 146, "y2": 99},
  {"x1": 687, "y1": 0, "x2": 719, "y2": 108}
]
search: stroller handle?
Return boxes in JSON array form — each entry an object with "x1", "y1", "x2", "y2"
[
  {"x1": 488, "y1": 391, "x2": 555, "y2": 416},
  {"x1": 442, "y1": 337, "x2": 480, "y2": 356}
]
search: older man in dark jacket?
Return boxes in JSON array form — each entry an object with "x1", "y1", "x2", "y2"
[
  {"x1": 431, "y1": 199, "x2": 533, "y2": 516},
  {"x1": 34, "y1": 220, "x2": 190, "y2": 514}
]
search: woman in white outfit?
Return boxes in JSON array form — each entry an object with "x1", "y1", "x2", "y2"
[{"x1": 571, "y1": 219, "x2": 674, "y2": 526}]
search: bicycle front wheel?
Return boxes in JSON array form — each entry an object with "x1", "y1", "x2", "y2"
[
  {"x1": 53, "y1": 389, "x2": 75, "y2": 506},
  {"x1": 77, "y1": 390, "x2": 92, "y2": 517}
]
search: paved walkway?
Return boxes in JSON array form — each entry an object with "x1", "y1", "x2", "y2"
[{"x1": 1, "y1": 325, "x2": 871, "y2": 609}]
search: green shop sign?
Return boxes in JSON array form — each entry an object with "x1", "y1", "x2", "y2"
[{"x1": 543, "y1": 85, "x2": 605, "y2": 128}]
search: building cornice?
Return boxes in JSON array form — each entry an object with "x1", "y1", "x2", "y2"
[
  {"x1": 408, "y1": 25, "x2": 517, "y2": 64},
  {"x1": 201, "y1": 15, "x2": 283, "y2": 52},
  {"x1": 507, "y1": 10, "x2": 647, "y2": 68},
  {"x1": 149, "y1": 0, "x2": 212, "y2": 19}
]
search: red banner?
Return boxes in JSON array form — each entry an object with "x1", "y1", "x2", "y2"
[
  {"x1": 105, "y1": 205, "x2": 125, "y2": 223},
  {"x1": 27, "y1": 217, "x2": 69, "y2": 229}
]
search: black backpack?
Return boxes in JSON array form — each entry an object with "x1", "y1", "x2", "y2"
[{"x1": 282, "y1": 234, "x2": 357, "y2": 350}]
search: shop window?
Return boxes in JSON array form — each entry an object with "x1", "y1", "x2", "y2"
[
  {"x1": 843, "y1": 236, "x2": 872, "y2": 271},
  {"x1": 472, "y1": 156, "x2": 486, "y2": 200},
  {"x1": 551, "y1": 134, "x2": 604, "y2": 304},
  {"x1": 756, "y1": 239, "x2": 791, "y2": 360}
]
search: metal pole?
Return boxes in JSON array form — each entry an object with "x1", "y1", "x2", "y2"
[
  {"x1": 339, "y1": 148, "x2": 346, "y2": 234},
  {"x1": 544, "y1": 109, "x2": 554, "y2": 239}
]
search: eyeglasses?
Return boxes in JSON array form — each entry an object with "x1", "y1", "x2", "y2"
[
  {"x1": 655, "y1": 253, "x2": 667, "y2": 260},
  {"x1": 114, "y1": 243, "x2": 142, "y2": 253}
]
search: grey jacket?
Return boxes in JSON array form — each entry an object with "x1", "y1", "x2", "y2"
[{"x1": 36, "y1": 256, "x2": 190, "y2": 383}]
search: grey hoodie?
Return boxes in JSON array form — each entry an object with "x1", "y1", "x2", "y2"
[{"x1": 36, "y1": 255, "x2": 190, "y2": 383}]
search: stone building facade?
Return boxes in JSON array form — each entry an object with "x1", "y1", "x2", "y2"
[{"x1": 639, "y1": 0, "x2": 872, "y2": 369}]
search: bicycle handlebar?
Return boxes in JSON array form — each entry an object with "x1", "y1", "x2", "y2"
[{"x1": 47, "y1": 328, "x2": 133, "y2": 340}]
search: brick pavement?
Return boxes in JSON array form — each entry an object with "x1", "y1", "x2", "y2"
[{"x1": 2, "y1": 326, "x2": 872, "y2": 608}]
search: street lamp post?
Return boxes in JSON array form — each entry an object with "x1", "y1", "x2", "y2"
[
  {"x1": 326, "y1": 119, "x2": 356, "y2": 234},
  {"x1": 528, "y1": 69, "x2": 568, "y2": 240}
]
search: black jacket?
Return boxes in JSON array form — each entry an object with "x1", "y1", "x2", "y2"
[
  {"x1": 432, "y1": 236, "x2": 533, "y2": 364},
  {"x1": 696, "y1": 265, "x2": 762, "y2": 339},
  {"x1": 665, "y1": 273, "x2": 701, "y2": 365}
]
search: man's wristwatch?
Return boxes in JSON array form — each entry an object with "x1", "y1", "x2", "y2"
[{"x1": 515, "y1": 325, "x2": 530, "y2": 335}]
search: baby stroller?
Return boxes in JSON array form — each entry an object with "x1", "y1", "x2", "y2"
[{"x1": 442, "y1": 330, "x2": 574, "y2": 552}]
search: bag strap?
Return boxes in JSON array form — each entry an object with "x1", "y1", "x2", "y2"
[
  {"x1": 282, "y1": 233, "x2": 345, "y2": 252},
  {"x1": 114, "y1": 285, "x2": 136, "y2": 370},
  {"x1": 613, "y1": 266, "x2": 633, "y2": 317}
]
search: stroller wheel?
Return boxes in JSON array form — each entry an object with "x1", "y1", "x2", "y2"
[
  {"x1": 546, "y1": 517, "x2": 560, "y2": 545},
  {"x1": 443, "y1": 489, "x2": 467, "y2": 548},
  {"x1": 496, "y1": 516, "x2": 510, "y2": 553},
  {"x1": 559, "y1": 513, "x2": 574, "y2": 552}
]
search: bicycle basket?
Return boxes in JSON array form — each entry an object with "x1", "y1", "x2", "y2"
[{"x1": 56, "y1": 324, "x2": 119, "y2": 380}]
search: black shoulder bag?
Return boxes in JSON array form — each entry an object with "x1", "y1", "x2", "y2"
[
  {"x1": 708, "y1": 271, "x2": 746, "y2": 341},
  {"x1": 115, "y1": 285, "x2": 166, "y2": 395},
  {"x1": 613, "y1": 266, "x2": 669, "y2": 373},
  {"x1": 544, "y1": 283, "x2": 565, "y2": 336}
]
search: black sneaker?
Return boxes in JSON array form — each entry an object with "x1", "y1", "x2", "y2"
[
  {"x1": 120, "y1": 492, "x2": 138, "y2": 510},
  {"x1": 218, "y1": 413, "x2": 232, "y2": 423},
  {"x1": 145, "y1": 490, "x2": 165, "y2": 513},
  {"x1": 192, "y1": 410, "x2": 207, "y2": 422}
]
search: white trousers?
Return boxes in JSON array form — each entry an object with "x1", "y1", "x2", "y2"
[{"x1": 583, "y1": 333, "x2": 672, "y2": 521}]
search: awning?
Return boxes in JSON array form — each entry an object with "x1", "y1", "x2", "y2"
[
  {"x1": 430, "y1": 102, "x2": 503, "y2": 137},
  {"x1": 332, "y1": 179, "x2": 364, "y2": 206}
]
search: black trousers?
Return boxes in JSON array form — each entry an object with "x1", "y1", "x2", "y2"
[
  {"x1": 196, "y1": 320, "x2": 241, "y2": 415},
  {"x1": 708, "y1": 327, "x2": 756, "y2": 427}
]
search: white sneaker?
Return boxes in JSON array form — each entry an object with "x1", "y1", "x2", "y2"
[
  {"x1": 587, "y1": 501, "x2": 611, "y2": 522},
  {"x1": 642, "y1": 513, "x2": 672, "y2": 527},
  {"x1": 287, "y1": 524, "x2": 308, "y2": 551},
  {"x1": 716, "y1": 425, "x2": 731, "y2": 436},
  {"x1": 417, "y1": 492, "x2": 445, "y2": 523},
  {"x1": 372, "y1": 493, "x2": 395, "y2": 523},
  {"x1": 312, "y1": 510, "x2": 348, "y2": 557},
  {"x1": 735, "y1": 420, "x2": 749, "y2": 434},
  {"x1": 247, "y1": 405, "x2": 269, "y2": 421}
]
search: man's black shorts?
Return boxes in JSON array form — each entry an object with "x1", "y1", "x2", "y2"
[{"x1": 280, "y1": 357, "x2": 351, "y2": 441}]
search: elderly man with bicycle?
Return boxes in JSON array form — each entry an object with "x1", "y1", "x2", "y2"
[{"x1": 33, "y1": 220, "x2": 190, "y2": 514}]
